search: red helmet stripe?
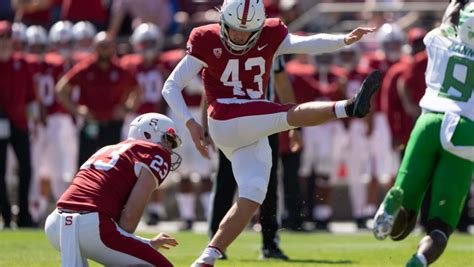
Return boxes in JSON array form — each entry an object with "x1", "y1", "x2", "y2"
[{"x1": 241, "y1": 0, "x2": 251, "y2": 26}]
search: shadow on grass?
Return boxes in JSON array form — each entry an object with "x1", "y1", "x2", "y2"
[{"x1": 240, "y1": 259, "x2": 356, "y2": 265}]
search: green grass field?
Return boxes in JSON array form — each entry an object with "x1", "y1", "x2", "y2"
[{"x1": 0, "y1": 230, "x2": 473, "y2": 266}]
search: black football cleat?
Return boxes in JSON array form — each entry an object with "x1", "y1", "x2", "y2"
[
  {"x1": 345, "y1": 70, "x2": 382, "y2": 118},
  {"x1": 260, "y1": 247, "x2": 289, "y2": 260}
]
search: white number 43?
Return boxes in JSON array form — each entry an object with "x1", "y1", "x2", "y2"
[{"x1": 220, "y1": 57, "x2": 265, "y2": 99}]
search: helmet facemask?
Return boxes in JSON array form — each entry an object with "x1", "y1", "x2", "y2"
[{"x1": 219, "y1": 18, "x2": 262, "y2": 55}]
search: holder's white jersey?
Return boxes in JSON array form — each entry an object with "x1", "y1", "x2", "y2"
[{"x1": 422, "y1": 29, "x2": 474, "y2": 120}]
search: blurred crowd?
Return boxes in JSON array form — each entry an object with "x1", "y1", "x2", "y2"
[{"x1": 0, "y1": 0, "x2": 472, "y2": 232}]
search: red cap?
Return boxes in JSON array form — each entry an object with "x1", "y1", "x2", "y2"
[
  {"x1": 407, "y1": 27, "x2": 427, "y2": 45},
  {"x1": 0, "y1": 21, "x2": 12, "y2": 37}
]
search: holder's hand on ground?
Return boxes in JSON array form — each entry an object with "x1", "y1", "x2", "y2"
[
  {"x1": 150, "y1": 233, "x2": 178, "y2": 250},
  {"x1": 186, "y1": 119, "x2": 210, "y2": 159},
  {"x1": 344, "y1": 27, "x2": 376, "y2": 45}
]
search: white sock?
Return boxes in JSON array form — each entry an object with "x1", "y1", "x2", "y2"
[
  {"x1": 416, "y1": 253, "x2": 427, "y2": 267},
  {"x1": 314, "y1": 204, "x2": 333, "y2": 221},
  {"x1": 334, "y1": 100, "x2": 348, "y2": 118},
  {"x1": 195, "y1": 246, "x2": 222, "y2": 265},
  {"x1": 200, "y1": 191, "x2": 211, "y2": 220},
  {"x1": 176, "y1": 193, "x2": 196, "y2": 221}
]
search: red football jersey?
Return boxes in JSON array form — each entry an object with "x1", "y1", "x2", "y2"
[
  {"x1": 187, "y1": 18, "x2": 289, "y2": 117},
  {"x1": 64, "y1": 57, "x2": 138, "y2": 121},
  {"x1": 380, "y1": 61, "x2": 414, "y2": 145},
  {"x1": 0, "y1": 55, "x2": 36, "y2": 131},
  {"x1": 57, "y1": 139, "x2": 171, "y2": 221},
  {"x1": 121, "y1": 54, "x2": 167, "y2": 114},
  {"x1": 161, "y1": 49, "x2": 202, "y2": 107},
  {"x1": 401, "y1": 51, "x2": 427, "y2": 106},
  {"x1": 26, "y1": 55, "x2": 68, "y2": 115}
]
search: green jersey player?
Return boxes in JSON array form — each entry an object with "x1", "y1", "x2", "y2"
[{"x1": 373, "y1": 0, "x2": 474, "y2": 266}]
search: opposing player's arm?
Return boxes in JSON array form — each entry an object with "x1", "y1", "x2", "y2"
[
  {"x1": 277, "y1": 27, "x2": 375, "y2": 56},
  {"x1": 118, "y1": 166, "x2": 157, "y2": 233},
  {"x1": 440, "y1": 0, "x2": 467, "y2": 35}
]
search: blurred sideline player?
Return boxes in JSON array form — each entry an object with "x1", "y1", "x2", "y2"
[
  {"x1": 373, "y1": 1, "x2": 474, "y2": 266},
  {"x1": 338, "y1": 43, "x2": 373, "y2": 227},
  {"x1": 56, "y1": 31, "x2": 142, "y2": 167},
  {"x1": 162, "y1": 0, "x2": 380, "y2": 265},
  {"x1": 121, "y1": 23, "x2": 169, "y2": 225},
  {"x1": 25, "y1": 25, "x2": 79, "y2": 223},
  {"x1": 45, "y1": 113, "x2": 180, "y2": 267},
  {"x1": 295, "y1": 53, "x2": 347, "y2": 230},
  {"x1": 11, "y1": 22, "x2": 27, "y2": 53},
  {"x1": 0, "y1": 21, "x2": 38, "y2": 227},
  {"x1": 356, "y1": 24, "x2": 409, "y2": 225}
]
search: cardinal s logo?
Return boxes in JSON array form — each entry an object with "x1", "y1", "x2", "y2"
[{"x1": 213, "y1": 48, "x2": 222, "y2": 59}]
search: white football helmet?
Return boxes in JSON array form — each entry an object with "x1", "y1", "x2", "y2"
[
  {"x1": 131, "y1": 23, "x2": 163, "y2": 55},
  {"x1": 219, "y1": 0, "x2": 266, "y2": 55},
  {"x1": 459, "y1": 3, "x2": 474, "y2": 48},
  {"x1": 376, "y1": 23, "x2": 405, "y2": 62},
  {"x1": 12, "y1": 22, "x2": 27, "y2": 42},
  {"x1": 26, "y1": 25, "x2": 48, "y2": 54},
  {"x1": 26, "y1": 26, "x2": 48, "y2": 46},
  {"x1": 49, "y1": 21, "x2": 74, "y2": 44},
  {"x1": 72, "y1": 21, "x2": 97, "y2": 41},
  {"x1": 128, "y1": 113, "x2": 182, "y2": 170}
]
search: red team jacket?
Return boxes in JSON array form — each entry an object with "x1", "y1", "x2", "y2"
[{"x1": 57, "y1": 139, "x2": 171, "y2": 221}]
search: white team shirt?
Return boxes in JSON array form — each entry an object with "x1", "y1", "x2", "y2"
[{"x1": 422, "y1": 28, "x2": 474, "y2": 120}]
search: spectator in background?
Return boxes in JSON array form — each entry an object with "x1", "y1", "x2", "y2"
[
  {"x1": 291, "y1": 53, "x2": 347, "y2": 230},
  {"x1": 11, "y1": 0, "x2": 53, "y2": 27},
  {"x1": 0, "y1": 20, "x2": 37, "y2": 227},
  {"x1": 11, "y1": 22, "x2": 26, "y2": 52},
  {"x1": 56, "y1": 31, "x2": 142, "y2": 166},
  {"x1": 382, "y1": 27, "x2": 427, "y2": 155},
  {"x1": 0, "y1": 0, "x2": 14, "y2": 21},
  {"x1": 108, "y1": 0, "x2": 174, "y2": 38},
  {"x1": 60, "y1": 0, "x2": 108, "y2": 31}
]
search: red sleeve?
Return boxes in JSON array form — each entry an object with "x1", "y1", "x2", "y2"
[
  {"x1": 131, "y1": 142, "x2": 172, "y2": 185},
  {"x1": 186, "y1": 26, "x2": 210, "y2": 63},
  {"x1": 262, "y1": 18, "x2": 289, "y2": 50}
]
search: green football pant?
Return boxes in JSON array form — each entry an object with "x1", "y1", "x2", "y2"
[{"x1": 395, "y1": 112, "x2": 474, "y2": 228}]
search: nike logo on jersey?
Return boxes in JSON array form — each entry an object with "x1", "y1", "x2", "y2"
[{"x1": 257, "y1": 44, "x2": 269, "y2": 51}]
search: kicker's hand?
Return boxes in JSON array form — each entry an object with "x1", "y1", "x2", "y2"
[
  {"x1": 186, "y1": 119, "x2": 210, "y2": 159},
  {"x1": 344, "y1": 27, "x2": 376, "y2": 45},
  {"x1": 150, "y1": 233, "x2": 178, "y2": 250}
]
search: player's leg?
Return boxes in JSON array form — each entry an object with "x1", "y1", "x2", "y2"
[
  {"x1": 208, "y1": 149, "x2": 237, "y2": 260},
  {"x1": 373, "y1": 113, "x2": 442, "y2": 240},
  {"x1": 409, "y1": 118, "x2": 474, "y2": 266},
  {"x1": 287, "y1": 70, "x2": 381, "y2": 127},
  {"x1": 82, "y1": 213, "x2": 173, "y2": 266},
  {"x1": 281, "y1": 151, "x2": 303, "y2": 231},
  {"x1": 346, "y1": 120, "x2": 370, "y2": 228},
  {"x1": 57, "y1": 115, "x2": 78, "y2": 184},
  {"x1": 193, "y1": 138, "x2": 272, "y2": 266},
  {"x1": 10, "y1": 125, "x2": 34, "y2": 226},
  {"x1": 313, "y1": 124, "x2": 336, "y2": 230},
  {"x1": 0, "y1": 136, "x2": 11, "y2": 227}
]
